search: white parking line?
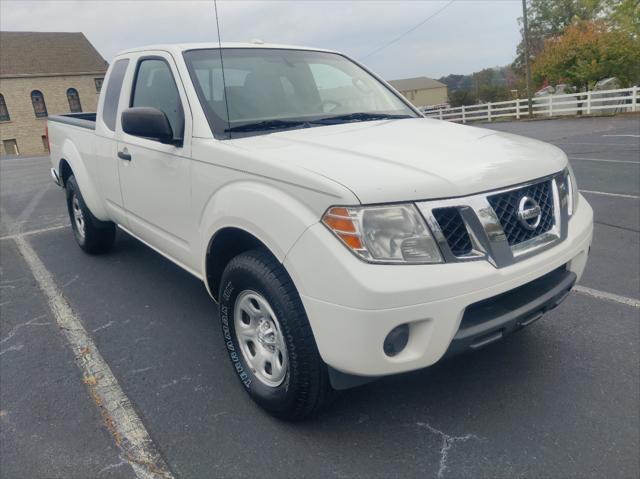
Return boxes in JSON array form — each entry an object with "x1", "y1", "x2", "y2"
[
  {"x1": 579, "y1": 189, "x2": 640, "y2": 200},
  {"x1": 13, "y1": 235, "x2": 174, "y2": 479},
  {"x1": 555, "y1": 142, "x2": 637, "y2": 148},
  {"x1": 0, "y1": 156, "x2": 49, "y2": 164},
  {"x1": 602, "y1": 134, "x2": 640, "y2": 138},
  {"x1": 570, "y1": 157, "x2": 639, "y2": 164},
  {"x1": 574, "y1": 285, "x2": 640, "y2": 309},
  {"x1": 0, "y1": 224, "x2": 68, "y2": 241}
]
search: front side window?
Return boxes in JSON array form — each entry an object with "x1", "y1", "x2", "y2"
[
  {"x1": 67, "y1": 88, "x2": 82, "y2": 113},
  {"x1": 31, "y1": 90, "x2": 47, "y2": 118},
  {"x1": 184, "y1": 48, "x2": 417, "y2": 138},
  {"x1": 102, "y1": 59, "x2": 129, "y2": 131},
  {"x1": 0, "y1": 94, "x2": 9, "y2": 121},
  {"x1": 130, "y1": 58, "x2": 184, "y2": 138}
]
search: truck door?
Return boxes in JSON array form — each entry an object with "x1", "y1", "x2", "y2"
[
  {"x1": 95, "y1": 57, "x2": 129, "y2": 228},
  {"x1": 116, "y1": 52, "x2": 194, "y2": 269}
]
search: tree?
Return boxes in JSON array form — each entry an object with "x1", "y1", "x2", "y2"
[
  {"x1": 527, "y1": 0, "x2": 605, "y2": 33},
  {"x1": 438, "y1": 74, "x2": 474, "y2": 92},
  {"x1": 478, "y1": 85, "x2": 513, "y2": 103},
  {"x1": 513, "y1": 0, "x2": 607, "y2": 74},
  {"x1": 449, "y1": 90, "x2": 477, "y2": 107},
  {"x1": 605, "y1": 0, "x2": 640, "y2": 37},
  {"x1": 532, "y1": 20, "x2": 640, "y2": 89}
]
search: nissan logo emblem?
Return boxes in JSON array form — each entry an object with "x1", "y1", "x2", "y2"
[{"x1": 517, "y1": 196, "x2": 542, "y2": 230}]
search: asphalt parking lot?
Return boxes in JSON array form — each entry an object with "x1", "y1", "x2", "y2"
[{"x1": 1, "y1": 114, "x2": 638, "y2": 479}]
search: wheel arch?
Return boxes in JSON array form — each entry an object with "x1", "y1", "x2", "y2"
[
  {"x1": 205, "y1": 226, "x2": 276, "y2": 301},
  {"x1": 58, "y1": 158, "x2": 73, "y2": 187},
  {"x1": 198, "y1": 180, "x2": 323, "y2": 300},
  {"x1": 57, "y1": 138, "x2": 109, "y2": 220}
]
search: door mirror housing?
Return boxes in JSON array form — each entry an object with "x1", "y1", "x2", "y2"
[{"x1": 121, "y1": 107, "x2": 180, "y2": 145}]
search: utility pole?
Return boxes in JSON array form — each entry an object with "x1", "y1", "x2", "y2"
[
  {"x1": 474, "y1": 72, "x2": 479, "y2": 101},
  {"x1": 522, "y1": 0, "x2": 533, "y2": 117}
]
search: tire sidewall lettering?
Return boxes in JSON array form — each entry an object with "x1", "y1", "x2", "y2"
[
  {"x1": 220, "y1": 283, "x2": 252, "y2": 388},
  {"x1": 66, "y1": 181, "x2": 85, "y2": 246}
]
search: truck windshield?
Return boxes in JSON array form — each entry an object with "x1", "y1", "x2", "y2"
[{"x1": 183, "y1": 48, "x2": 418, "y2": 138}]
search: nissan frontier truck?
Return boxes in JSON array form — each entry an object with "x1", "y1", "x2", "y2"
[{"x1": 47, "y1": 43, "x2": 593, "y2": 419}]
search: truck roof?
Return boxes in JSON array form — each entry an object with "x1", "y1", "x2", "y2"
[{"x1": 117, "y1": 42, "x2": 337, "y2": 57}]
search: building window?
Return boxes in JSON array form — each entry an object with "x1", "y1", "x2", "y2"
[
  {"x1": 31, "y1": 90, "x2": 48, "y2": 118},
  {"x1": 0, "y1": 94, "x2": 9, "y2": 122},
  {"x1": 42, "y1": 135, "x2": 50, "y2": 152},
  {"x1": 95, "y1": 78, "x2": 104, "y2": 93},
  {"x1": 3, "y1": 139, "x2": 19, "y2": 156},
  {"x1": 67, "y1": 88, "x2": 82, "y2": 113}
]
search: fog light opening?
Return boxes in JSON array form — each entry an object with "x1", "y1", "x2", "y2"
[{"x1": 383, "y1": 324, "x2": 410, "y2": 357}]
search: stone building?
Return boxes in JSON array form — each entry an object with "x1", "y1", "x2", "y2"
[{"x1": 0, "y1": 31, "x2": 108, "y2": 156}]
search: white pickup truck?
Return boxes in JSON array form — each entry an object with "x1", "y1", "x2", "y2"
[{"x1": 48, "y1": 42, "x2": 593, "y2": 419}]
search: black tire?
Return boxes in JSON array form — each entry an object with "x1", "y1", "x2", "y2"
[
  {"x1": 218, "y1": 249, "x2": 332, "y2": 420},
  {"x1": 65, "y1": 175, "x2": 116, "y2": 254}
]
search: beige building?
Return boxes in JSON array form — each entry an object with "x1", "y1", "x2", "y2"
[
  {"x1": 0, "y1": 31, "x2": 108, "y2": 157},
  {"x1": 388, "y1": 76, "x2": 448, "y2": 108}
]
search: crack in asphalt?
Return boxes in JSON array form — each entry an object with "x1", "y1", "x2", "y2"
[
  {"x1": 0, "y1": 344, "x2": 25, "y2": 356},
  {"x1": 594, "y1": 220, "x2": 640, "y2": 233},
  {"x1": 0, "y1": 314, "x2": 50, "y2": 345},
  {"x1": 416, "y1": 422, "x2": 481, "y2": 478}
]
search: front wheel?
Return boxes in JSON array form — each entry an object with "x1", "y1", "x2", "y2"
[
  {"x1": 65, "y1": 175, "x2": 116, "y2": 254},
  {"x1": 218, "y1": 250, "x2": 332, "y2": 420}
]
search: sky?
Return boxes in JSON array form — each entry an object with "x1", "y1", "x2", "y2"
[{"x1": 0, "y1": 0, "x2": 523, "y2": 80}]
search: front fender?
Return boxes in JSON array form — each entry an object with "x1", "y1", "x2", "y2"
[
  {"x1": 198, "y1": 180, "x2": 322, "y2": 283},
  {"x1": 60, "y1": 139, "x2": 109, "y2": 220}
]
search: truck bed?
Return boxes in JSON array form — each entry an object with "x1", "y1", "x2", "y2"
[{"x1": 48, "y1": 112, "x2": 96, "y2": 130}]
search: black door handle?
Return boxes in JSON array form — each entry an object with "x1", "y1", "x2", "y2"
[{"x1": 117, "y1": 150, "x2": 132, "y2": 161}]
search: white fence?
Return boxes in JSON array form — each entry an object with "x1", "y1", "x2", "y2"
[{"x1": 422, "y1": 86, "x2": 639, "y2": 123}]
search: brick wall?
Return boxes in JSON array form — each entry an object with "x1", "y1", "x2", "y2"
[{"x1": 0, "y1": 74, "x2": 103, "y2": 156}]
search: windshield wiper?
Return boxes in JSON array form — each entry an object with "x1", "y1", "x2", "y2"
[
  {"x1": 310, "y1": 112, "x2": 413, "y2": 125},
  {"x1": 225, "y1": 119, "x2": 309, "y2": 133},
  {"x1": 224, "y1": 113, "x2": 412, "y2": 133}
]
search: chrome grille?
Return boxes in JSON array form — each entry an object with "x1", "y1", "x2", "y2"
[
  {"x1": 432, "y1": 207, "x2": 472, "y2": 256},
  {"x1": 487, "y1": 180, "x2": 555, "y2": 246},
  {"x1": 417, "y1": 171, "x2": 569, "y2": 268}
]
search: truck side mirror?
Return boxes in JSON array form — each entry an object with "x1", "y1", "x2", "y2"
[{"x1": 121, "y1": 107, "x2": 178, "y2": 145}]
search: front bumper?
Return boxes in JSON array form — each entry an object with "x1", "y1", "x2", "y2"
[
  {"x1": 443, "y1": 265, "x2": 575, "y2": 357},
  {"x1": 284, "y1": 194, "x2": 593, "y2": 377}
]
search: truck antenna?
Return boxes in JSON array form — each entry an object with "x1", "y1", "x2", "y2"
[{"x1": 214, "y1": 0, "x2": 231, "y2": 136}]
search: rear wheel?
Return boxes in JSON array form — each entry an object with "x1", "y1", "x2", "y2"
[
  {"x1": 65, "y1": 175, "x2": 116, "y2": 254},
  {"x1": 218, "y1": 249, "x2": 332, "y2": 420}
]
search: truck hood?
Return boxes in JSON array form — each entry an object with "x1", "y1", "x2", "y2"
[{"x1": 231, "y1": 118, "x2": 568, "y2": 204}]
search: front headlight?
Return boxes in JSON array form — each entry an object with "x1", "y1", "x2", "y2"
[
  {"x1": 564, "y1": 165, "x2": 579, "y2": 216},
  {"x1": 322, "y1": 204, "x2": 443, "y2": 264}
]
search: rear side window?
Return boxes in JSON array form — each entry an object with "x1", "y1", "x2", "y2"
[
  {"x1": 131, "y1": 58, "x2": 184, "y2": 138},
  {"x1": 102, "y1": 59, "x2": 129, "y2": 131}
]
